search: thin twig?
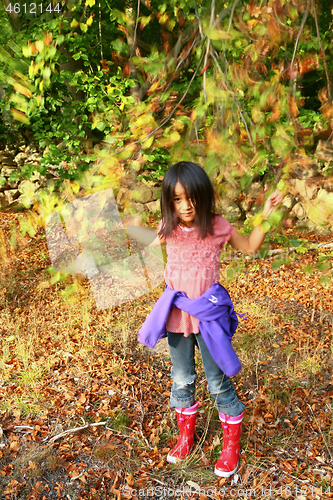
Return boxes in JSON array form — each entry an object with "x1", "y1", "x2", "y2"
[
  {"x1": 290, "y1": 3, "x2": 310, "y2": 86},
  {"x1": 194, "y1": 2, "x2": 204, "y2": 39},
  {"x1": 99, "y1": 2, "x2": 103, "y2": 61},
  {"x1": 130, "y1": 385, "x2": 153, "y2": 450},
  {"x1": 202, "y1": 41, "x2": 210, "y2": 103},
  {"x1": 194, "y1": 124, "x2": 204, "y2": 158},
  {"x1": 210, "y1": 0, "x2": 215, "y2": 26},
  {"x1": 92, "y1": 45, "x2": 206, "y2": 174},
  {"x1": 311, "y1": 0, "x2": 332, "y2": 102},
  {"x1": 105, "y1": 427, "x2": 145, "y2": 443},
  {"x1": 211, "y1": 51, "x2": 255, "y2": 150},
  {"x1": 132, "y1": 0, "x2": 141, "y2": 58},
  {"x1": 45, "y1": 421, "x2": 107, "y2": 444},
  {"x1": 158, "y1": 33, "x2": 201, "y2": 104},
  {"x1": 227, "y1": 0, "x2": 241, "y2": 33},
  {"x1": 307, "y1": 403, "x2": 333, "y2": 461}
]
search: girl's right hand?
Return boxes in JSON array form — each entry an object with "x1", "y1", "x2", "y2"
[{"x1": 263, "y1": 189, "x2": 284, "y2": 217}]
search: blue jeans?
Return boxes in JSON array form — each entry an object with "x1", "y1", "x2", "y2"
[{"x1": 167, "y1": 331, "x2": 245, "y2": 416}]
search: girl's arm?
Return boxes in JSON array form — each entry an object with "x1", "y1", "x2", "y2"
[
  {"x1": 149, "y1": 234, "x2": 166, "y2": 247},
  {"x1": 229, "y1": 189, "x2": 283, "y2": 254},
  {"x1": 125, "y1": 225, "x2": 165, "y2": 247}
]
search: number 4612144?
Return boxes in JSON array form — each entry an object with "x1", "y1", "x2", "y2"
[{"x1": 6, "y1": 3, "x2": 61, "y2": 14}]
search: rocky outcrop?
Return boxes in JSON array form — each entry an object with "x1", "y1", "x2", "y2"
[
  {"x1": 287, "y1": 140, "x2": 333, "y2": 229},
  {"x1": 1, "y1": 144, "x2": 45, "y2": 208},
  {"x1": 1, "y1": 140, "x2": 332, "y2": 229}
]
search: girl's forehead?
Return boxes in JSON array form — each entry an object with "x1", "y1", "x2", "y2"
[{"x1": 174, "y1": 181, "x2": 189, "y2": 194}]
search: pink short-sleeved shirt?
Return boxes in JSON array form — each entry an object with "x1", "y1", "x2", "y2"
[{"x1": 162, "y1": 215, "x2": 236, "y2": 336}]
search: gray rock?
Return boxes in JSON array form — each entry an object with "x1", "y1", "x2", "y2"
[
  {"x1": 291, "y1": 202, "x2": 306, "y2": 219},
  {"x1": 151, "y1": 186, "x2": 161, "y2": 200},
  {"x1": 123, "y1": 201, "x2": 145, "y2": 215},
  {"x1": 145, "y1": 200, "x2": 160, "y2": 212},
  {"x1": 30, "y1": 170, "x2": 46, "y2": 183},
  {"x1": 4, "y1": 189, "x2": 20, "y2": 204},
  {"x1": 1, "y1": 166, "x2": 18, "y2": 177},
  {"x1": 7, "y1": 179, "x2": 19, "y2": 189},
  {"x1": 14, "y1": 152, "x2": 27, "y2": 167},
  {"x1": 116, "y1": 187, "x2": 131, "y2": 207},
  {"x1": 282, "y1": 195, "x2": 293, "y2": 209},
  {"x1": 124, "y1": 169, "x2": 138, "y2": 185},
  {"x1": 294, "y1": 179, "x2": 319, "y2": 200},
  {"x1": 26, "y1": 153, "x2": 42, "y2": 164},
  {"x1": 0, "y1": 193, "x2": 7, "y2": 209},
  {"x1": 132, "y1": 183, "x2": 154, "y2": 204},
  {"x1": 25, "y1": 144, "x2": 39, "y2": 155},
  {"x1": 222, "y1": 204, "x2": 242, "y2": 220},
  {"x1": 247, "y1": 182, "x2": 262, "y2": 200},
  {"x1": 45, "y1": 179, "x2": 57, "y2": 192},
  {"x1": 18, "y1": 179, "x2": 38, "y2": 195},
  {"x1": 1, "y1": 158, "x2": 16, "y2": 167},
  {"x1": 6, "y1": 148, "x2": 18, "y2": 156},
  {"x1": 315, "y1": 140, "x2": 333, "y2": 162},
  {"x1": 0, "y1": 152, "x2": 14, "y2": 162}
]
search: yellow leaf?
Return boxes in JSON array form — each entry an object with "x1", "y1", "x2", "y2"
[
  {"x1": 70, "y1": 19, "x2": 79, "y2": 29},
  {"x1": 159, "y1": 13, "x2": 168, "y2": 25},
  {"x1": 247, "y1": 19, "x2": 259, "y2": 27},
  {"x1": 71, "y1": 182, "x2": 80, "y2": 194},
  {"x1": 142, "y1": 135, "x2": 154, "y2": 149},
  {"x1": 22, "y1": 45, "x2": 32, "y2": 58},
  {"x1": 205, "y1": 27, "x2": 231, "y2": 40},
  {"x1": 35, "y1": 40, "x2": 44, "y2": 53},
  {"x1": 86, "y1": 0, "x2": 95, "y2": 6},
  {"x1": 86, "y1": 15, "x2": 93, "y2": 26},
  {"x1": 149, "y1": 81, "x2": 159, "y2": 93},
  {"x1": 11, "y1": 109, "x2": 29, "y2": 124},
  {"x1": 169, "y1": 131, "x2": 181, "y2": 143},
  {"x1": 14, "y1": 83, "x2": 32, "y2": 98}
]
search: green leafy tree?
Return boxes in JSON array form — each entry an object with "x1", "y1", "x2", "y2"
[{"x1": 0, "y1": 0, "x2": 332, "y2": 241}]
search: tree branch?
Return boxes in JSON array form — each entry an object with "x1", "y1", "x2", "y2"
[
  {"x1": 94, "y1": 42, "x2": 206, "y2": 173},
  {"x1": 311, "y1": 0, "x2": 332, "y2": 103},
  {"x1": 99, "y1": 2, "x2": 103, "y2": 62},
  {"x1": 227, "y1": 0, "x2": 240, "y2": 33},
  {"x1": 290, "y1": 3, "x2": 309, "y2": 86},
  {"x1": 211, "y1": 51, "x2": 255, "y2": 150},
  {"x1": 132, "y1": 0, "x2": 141, "y2": 58}
]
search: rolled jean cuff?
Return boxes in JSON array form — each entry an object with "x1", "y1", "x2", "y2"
[
  {"x1": 216, "y1": 398, "x2": 246, "y2": 417},
  {"x1": 170, "y1": 395, "x2": 195, "y2": 409}
]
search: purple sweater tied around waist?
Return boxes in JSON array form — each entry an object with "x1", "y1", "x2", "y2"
[{"x1": 137, "y1": 283, "x2": 242, "y2": 377}]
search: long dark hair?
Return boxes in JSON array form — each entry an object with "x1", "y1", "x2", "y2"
[{"x1": 159, "y1": 162, "x2": 216, "y2": 239}]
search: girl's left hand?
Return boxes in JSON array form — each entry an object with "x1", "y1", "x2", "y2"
[{"x1": 263, "y1": 189, "x2": 284, "y2": 216}]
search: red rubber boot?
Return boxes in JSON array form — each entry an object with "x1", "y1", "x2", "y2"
[
  {"x1": 214, "y1": 412, "x2": 243, "y2": 477},
  {"x1": 167, "y1": 402, "x2": 199, "y2": 463}
]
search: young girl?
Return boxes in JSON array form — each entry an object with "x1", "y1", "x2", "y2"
[{"x1": 138, "y1": 161, "x2": 283, "y2": 477}]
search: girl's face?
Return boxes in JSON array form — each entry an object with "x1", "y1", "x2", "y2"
[{"x1": 173, "y1": 182, "x2": 196, "y2": 227}]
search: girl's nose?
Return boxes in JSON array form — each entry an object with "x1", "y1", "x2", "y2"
[{"x1": 184, "y1": 198, "x2": 192, "y2": 209}]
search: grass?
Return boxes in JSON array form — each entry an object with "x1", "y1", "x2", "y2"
[{"x1": 1, "y1": 222, "x2": 333, "y2": 498}]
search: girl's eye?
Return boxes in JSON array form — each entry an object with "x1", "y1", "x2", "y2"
[{"x1": 174, "y1": 198, "x2": 180, "y2": 202}]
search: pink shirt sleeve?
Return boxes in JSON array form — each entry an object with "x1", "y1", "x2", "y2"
[{"x1": 212, "y1": 215, "x2": 236, "y2": 247}]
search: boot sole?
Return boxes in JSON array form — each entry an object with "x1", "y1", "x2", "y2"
[
  {"x1": 167, "y1": 445, "x2": 194, "y2": 464},
  {"x1": 214, "y1": 460, "x2": 239, "y2": 478},
  {"x1": 166, "y1": 454, "x2": 184, "y2": 464}
]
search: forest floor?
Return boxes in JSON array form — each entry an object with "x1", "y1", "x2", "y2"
[{"x1": 0, "y1": 210, "x2": 332, "y2": 500}]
